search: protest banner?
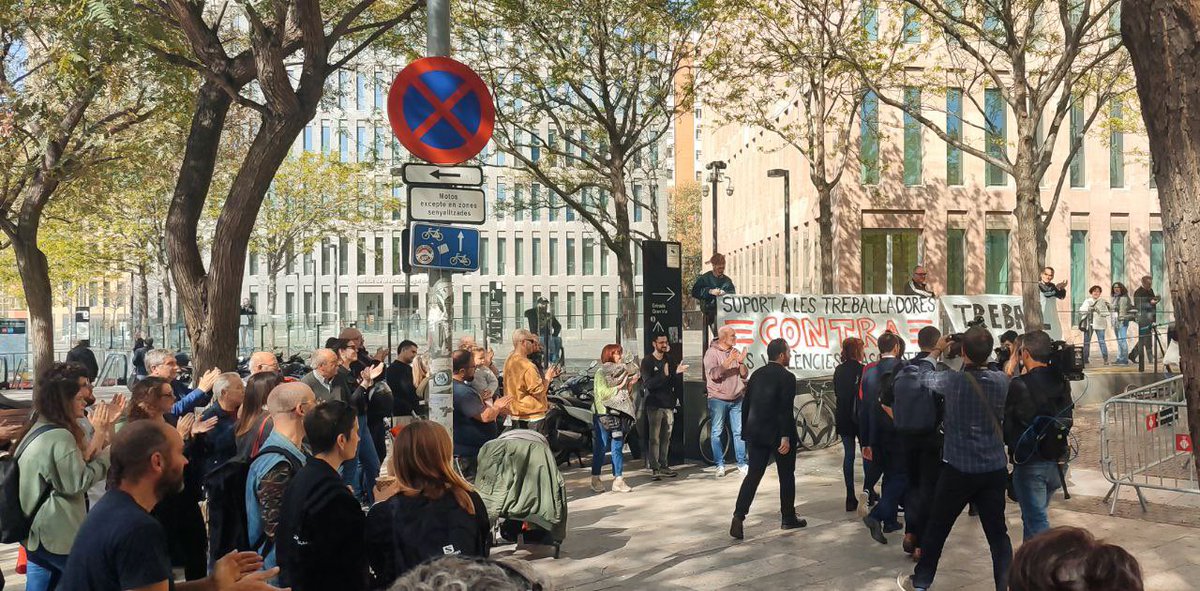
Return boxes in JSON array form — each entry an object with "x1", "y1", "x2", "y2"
[
  {"x1": 941, "y1": 294, "x2": 1063, "y2": 342},
  {"x1": 716, "y1": 294, "x2": 940, "y2": 377}
]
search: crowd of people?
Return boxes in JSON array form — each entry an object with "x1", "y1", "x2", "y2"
[{"x1": 9, "y1": 324, "x2": 556, "y2": 591}]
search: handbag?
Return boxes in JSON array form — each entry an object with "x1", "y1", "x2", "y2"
[{"x1": 1077, "y1": 313, "x2": 1092, "y2": 333}]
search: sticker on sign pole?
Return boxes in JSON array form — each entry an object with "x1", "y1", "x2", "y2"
[{"x1": 387, "y1": 57, "x2": 496, "y2": 165}]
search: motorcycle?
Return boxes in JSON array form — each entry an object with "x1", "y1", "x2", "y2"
[{"x1": 545, "y1": 361, "x2": 597, "y2": 467}]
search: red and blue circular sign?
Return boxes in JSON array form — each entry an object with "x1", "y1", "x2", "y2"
[{"x1": 387, "y1": 57, "x2": 495, "y2": 165}]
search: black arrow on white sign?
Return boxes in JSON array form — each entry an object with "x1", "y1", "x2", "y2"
[{"x1": 431, "y1": 169, "x2": 461, "y2": 180}]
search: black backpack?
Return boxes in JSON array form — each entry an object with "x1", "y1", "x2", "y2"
[
  {"x1": 890, "y1": 361, "x2": 939, "y2": 435},
  {"x1": 392, "y1": 492, "x2": 491, "y2": 573},
  {"x1": 0, "y1": 425, "x2": 62, "y2": 543},
  {"x1": 204, "y1": 444, "x2": 303, "y2": 565},
  {"x1": 1013, "y1": 380, "x2": 1073, "y2": 464}
]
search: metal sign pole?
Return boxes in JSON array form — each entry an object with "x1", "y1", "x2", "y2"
[{"x1": 425, "y1": 0, "x2": 455, "y2": 433}]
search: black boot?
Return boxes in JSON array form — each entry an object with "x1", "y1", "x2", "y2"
[
  {"x1": 863, "y1": 515, "x2": 887, "y2": 544},
  {"x1": 730, "y1": 515, "x2": 745, "y2": 540},
  {"x1": 845, "y1": 496, "x2": 859, "y2": 512},
  {"x1": 781, "y1": 515, "x2": 807, "y2": 530}
]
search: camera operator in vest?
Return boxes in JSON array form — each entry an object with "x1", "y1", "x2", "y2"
[
  {"x1": 881, "y1": 326, "x2": 945, "y2": 561},
  {"x1": 1003, "y1": 330, "x2": 1073, "y2": 542}
]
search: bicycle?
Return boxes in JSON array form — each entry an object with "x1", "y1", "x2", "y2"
[
  {"x1": 422, "y1": 227, "x2": 444, "y2": 241},
  {"x1": 794, "y1": 378, "x2": 839, "y2": 451}
]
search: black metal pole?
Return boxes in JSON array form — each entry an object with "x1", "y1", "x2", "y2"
[{"x1": 783, "y1": 171, "x2": 791, "y2": 293}]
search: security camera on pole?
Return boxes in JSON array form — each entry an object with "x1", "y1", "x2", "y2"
[{"x1": 386, "y1": 0, "x2": 495, "y2": 433}]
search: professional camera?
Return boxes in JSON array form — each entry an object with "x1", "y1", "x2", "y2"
[
  {"x1": 1048, "y1": 340, "x2": 1085, "y2": 381},
  {"x1": 948, "y1": 316, "x2": 987, "y2": 342}
]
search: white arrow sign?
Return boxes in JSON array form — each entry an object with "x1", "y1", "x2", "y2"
[
  {"x1": 400, "y1": 163, "x2": 484, "y2": 186},
  {"x1": 653, "y1": 320, "x2": 664, "y2": 333},
  {"x1": 457, "y1": 231, "x2": 464, "y2": 251},
  {"x1": 652, "y1": 286, "x2": 676, "y2": 302}
]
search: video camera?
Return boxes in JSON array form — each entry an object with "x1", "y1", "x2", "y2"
[
  {"x1": 948, "y1": 316, "x2": 987, "y2": 342},
  {"x1": 1048, "y1": 340, "x2": 1085, "y2": 381}
]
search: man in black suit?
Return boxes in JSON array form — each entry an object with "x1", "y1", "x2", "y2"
[{"x1": 730, "y1": 338, "x2": 806, "y2": 539}]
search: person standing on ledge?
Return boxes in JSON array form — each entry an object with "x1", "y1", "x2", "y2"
[
  {"x1": 905, "y1": 266, "x2": 936, "y2": 298},
  {"x1": 730, "y1": 338, "x2": 805, "y2": 540},
  {"x1": 692, "y1": 253, "x2": 736, "y2": 338}
]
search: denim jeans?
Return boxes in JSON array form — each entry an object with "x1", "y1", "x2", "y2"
[
  {"x1": 841, "y1": 435, "x2": 857, "y2": 499},
  {"x1": 25, "y1": 546, "x2": 69, "y2": 591},
  {"x1": 1114, "y1": 320, "x2": 1130, "y2": 363},
  {"x1": 1082, "y1": 328, "x2": 1108, "y2": 363},
  {"x1": 1012, "y1": 460, "x2": 1061, "y2": 541},
  {"x1": 341, "y1": 413, "x2": 380, "y2": 504},
  {"x1": 867, "y1": 446, "x2": 907, "y2": 528},
  {"x1": 591, "y1": 415, "x2": 624, "y2": 477},
  {"x1": 708, "y1": 398, "x2": 747, "y2": 468}
]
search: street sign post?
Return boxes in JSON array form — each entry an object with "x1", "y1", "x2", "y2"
[
  {"x1": 74, "y1": 307, "x2": 91, "y2": 343},
  {"x1": 487, "y1": 281, "x2": 505, "y2": 349},
  {"x1": 409, "y1": 222, "x2": 480, "y2": 273},
  {"x1": 407, "y1": 185, "x2": 486, "y2": 224},
  {"x1": 642, "y1": 241, "x2": 684, "y2": 362},
  {"x1": 400, "y1": 163, "x2": 484, "y2": 186},
  {"x1": 386, "y1": 57, "x2": 495, "y2": 165}
]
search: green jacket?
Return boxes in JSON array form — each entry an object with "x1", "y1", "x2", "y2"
[
  {"x1": 473, "y1": 432, "x2": 568, "y2": 542},
  {"x1": 18, "y1": 420, "x2": 110, "y2": 554}
]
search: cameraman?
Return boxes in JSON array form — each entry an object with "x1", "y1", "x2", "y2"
[
  {"x1": 995, "y1": 330, "x2": 1018, "y2": 372},
  {"x1": 1003, "y1": 330, "x2": 1073, "y2": 542}
]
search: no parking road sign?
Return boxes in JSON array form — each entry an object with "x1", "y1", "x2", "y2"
[{"x1": 388, "y1": 57, "x2": 495, "y2": 165}]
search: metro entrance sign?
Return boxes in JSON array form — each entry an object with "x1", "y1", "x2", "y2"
[{"x1": 387, "y1": 57, "x2": 495, "y2": 165}]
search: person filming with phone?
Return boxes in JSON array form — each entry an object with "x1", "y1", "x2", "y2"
[{"x1": 503, "y1": 329, "x2": 562, "y2": 438}]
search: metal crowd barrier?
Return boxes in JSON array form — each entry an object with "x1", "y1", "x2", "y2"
[{"x1": 1100, "y1": 375, "x2": 1196, "y2": 514}]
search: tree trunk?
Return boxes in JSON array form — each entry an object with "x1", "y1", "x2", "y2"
[
  {"x1": 137, "y1": 262, "x2": 149, "y2": 339},
  {"x1": 1122, "y1": 0, "x2": 1200, "y2": 478},
  {"x1": 615, "y1": 244, "x2": 637, "y2": 341},
  {"x1": 266, "y1": 268, "x2": 279, "y2": 316},
  {"x1": 12, "y1": 234, "x2": 55, "y2": 382},
  {"x1": 817, "y1": 185, "x2": 835, "y2": 293},
  {"x1": 1014, "y1": 174, "x2": 1046, "y2": 332}
]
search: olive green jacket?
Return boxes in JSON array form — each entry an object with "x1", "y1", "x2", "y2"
[{"x1": 18, "y1": 420, "x2": 110, "y2": 554}]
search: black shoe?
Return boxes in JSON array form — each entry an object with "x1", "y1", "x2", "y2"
[
  {"x1": 884, "y1": 521, "x2": 904, "y2": 534},
  {"x1": 846, "y1": 497, "x2": 859, "y2": 512},
  {"x1": 661, "y1": 468, "x2": 679, "y2": 477},
  {"x1": 730, "y1": 515, "x2": 745, "y2": 540},
  {"x1": 968, "y1": 504, "x2": 978, "y2": 517},
  {"x1": 863, "y1": 515, "x2": 887, "y2": 544},
  {"x1": 781, "y1": 516, "x2": 807, "y2": 530},
  {"x1": 651, "y1": 470, "x2": 662, "y2": 481},
  {"x1": 902, "y1": 533, "x2": 917, "y2": 554}
]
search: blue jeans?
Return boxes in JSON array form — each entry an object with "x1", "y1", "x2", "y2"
[
  {"x1": 1114, "y1": 321, "x2": 1130, "y2": 363},
  {"x1": 591, "y1": 415, "x2": 624, "y2": 477},
  {"x1": 841, "y1": 435, "x2": 857, "y2": 499},
  {"x1": 708, "y1": 398, "x2": 747, "y2": 468},
  {"x1": 341, "y1": 413, "x2": 380, "y2": 503},
  {"x1": 1012, "y1": 460, "x2": 1061, "y2": 541},
  {"x1": 1082, "y1": 328, "x2": 1108, "y2": 363},
  {"x1": 868, "y1": 448, "x2": 907, "y2": 527},
  {"x1": 25, "y1": 546, "x2": 69, "y2": 591}
]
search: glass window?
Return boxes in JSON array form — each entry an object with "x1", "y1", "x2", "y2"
[
  {"x1": 903, "y1": 5, "x2": 920, "y2": 42},
  {"x1": 304, "y1": 292, "x2": 313, "y2": 316},
  {"x1": 375, "y1": 126, "x2": 385, "y2": 163},
  {"x1": 861, "y1": 91, "x2": 880, "y2": 185},
  {"x1": 285, "y1": 291, "x2": 295, "y2": 315},
  {"x1": 339, "y1": 124, "x2": 350, "y2": 161},
  {"x1": 601, "y1": 292, "x2": 610, "y2": 329},
  {"x1": 515, "y1": 238, "x2": 525, "y2": 275},
  {"x1": 515, "y1": 292, "x2": 525, "y2": 328},
  {"x1": 462, "y1": 291, "x2": 472, "y2": 325},
  {"x1": 600, "y1": 242, "x2": 609, "y2": 275},
  {"x1": 357, "y1": 237, "x2": 367, "y2": 276},
  {"x1": 339, "y1": 237, "x2": 348, "y2": 273},
  {"x1": 531, "y1": 184, "x2": 541, "y2": 222},
  {"x1": 549, "y1": 191, "x2": 559, "y2": 222},
  {"x1": 860, "y1": 229, "x2": 919, "y2": 294},
  {"x1": 550, "y1": 237, "x2": 559, "y2": 275},
  {"x1": 567, "y1": 238, "x2": 576, "y2": 275},
  {"x1": 321, "y1": 121, "x2": 331, "y2": 155},
  {"x1": 1070, "y1": 96, "x2": 1086, "y2": 188},
  {"x1": 583, "y1": 292, "x2": 595, "y2": 329},
  {"x1": 583, "y1": 238, "x2": 595, "y2": 275},
  {"x1": 392, "y1": 236, "x2": 402, "y2": 275},
  {"x1": 321, "y1": 238, "x2": 331, "y2": 274},
  {"x1": 249, "y1": 250, "x2": 259, "y2": 274},
  {"x1": 514, "y1": 185, "x2": 524, "y2": 222},
  {"x1": 356, "y1": 125, "x2": 366, "y2": 162},
  {"x1": 862, "y1": 0, "x2": 878, "y2": 40},
  {"x1": 633, "y1": 185, "x2": 644, "y2": 222},
  {"x1": 374, "y1": 72, "x2": 385, "y2": 110},
  {"x1": 985, "y1": 89, "x2": 1007, "y2": 186},
  {"x1": 566, "y1": 292, "x2": 576, "y2": 329},
  {"x1": 356, "y1": 71, "x2": 366, "y2": 110},
  {"x1": 903, "y1": 87, "x2": 922, "y2": 186},
  {"x1": 1151, "y1": 230, "x2": 1166, "y2": 303},
  {"x1": 337, "y1": 71, "x2": 347, "y2": 108},
  {"x1": 634, "y1": 242, "x2": 642, "y2": 276},
  {"x1": 374, "y1": 236, "x2": 383, "y2": 274},
  {"x1": 303, "y1": 125, "x2": 313, "y2": 152},
  {"x1": 496, "y1": 183, "x2": 506, "y2": 220},
  {"x1": 1110, "y1": 231, "x2": 1126, "y2": 285},
  {"x1": 497, "y1": 237, "x2": 507, "y2": 275},
  {"x1": 947, "y1": 89, "x2": 963, "y2": 185},
  {"x1": 1070, "y1": 230, "x2": 1088, "y2": 322},
  {"x1": 532, "y1": 238, "x2": 542, "y2": 275},
  {"x1": 1110, "y1": 100, "x2": 1124, "y2": 188},
  {"x1": 947, "y1": 228, "x2": 966, "y2": 295},
  {"x1": 480, "y1": 237, "x2": 490, "y2": 275},
  {"x1": 985, "y1": 229, "x2": 1010, "y2": 294}
]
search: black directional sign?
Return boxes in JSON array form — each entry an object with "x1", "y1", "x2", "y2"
[
  {"x1": 487, "y1": 281, "x2": 505, "y2": 349},
  {"x1": 642, "y1": 241, "x2": 683, "y2": 363}
]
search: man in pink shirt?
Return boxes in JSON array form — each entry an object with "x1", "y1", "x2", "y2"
[{"x1": 704, "y1": 326, "x2": 749, "y2": 477}]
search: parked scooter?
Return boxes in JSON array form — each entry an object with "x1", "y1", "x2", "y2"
[{"x1": 546, "y1": 361, "x2": 597, "y2": 467}]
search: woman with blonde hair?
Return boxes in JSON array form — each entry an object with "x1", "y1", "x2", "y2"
[{"x1": 366, "y1": 421, "x2": 491, "y2": 584}]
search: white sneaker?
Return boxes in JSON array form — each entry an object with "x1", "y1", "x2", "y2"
[
  {"x1": 738, "y1": 465, "x2": 749, "y2": 477},
  {"x1": 611, "y1": 477, "x2": 632, "y2": 493},
  {"x1": 715, "y1": 466, "x2": 727, "y2": 478},
  {"x1": 590, "y1": 476, "x2": 604, "y2": 493}
]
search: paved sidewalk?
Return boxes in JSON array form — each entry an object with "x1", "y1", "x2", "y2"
[{"x1": 505, "y1": 446, "x2": 1200, "y2": 590}]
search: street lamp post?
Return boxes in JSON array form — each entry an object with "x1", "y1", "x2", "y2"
[
  {"x1": 702, "y1": 160, "x2": 731, "y2": 352},
  {"x1": 767, "y1": 169, "x2": 791, "y2": 293}
]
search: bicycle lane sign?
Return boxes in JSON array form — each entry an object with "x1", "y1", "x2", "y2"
[{"x1": 409, "y1": 222, "x2": 480, "y2": 273}]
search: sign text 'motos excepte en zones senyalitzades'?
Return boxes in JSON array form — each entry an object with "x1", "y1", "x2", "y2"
[{"x1": 407, "y1": 186, "x2": 486, "y2": 224}]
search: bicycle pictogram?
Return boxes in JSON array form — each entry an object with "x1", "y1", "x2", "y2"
[
  {"x1": 422, "y1": 227, "x2": 444, "y2": 242},
  {"x1": 449, "y1": 253, "x2": 471, "y2": 267}
]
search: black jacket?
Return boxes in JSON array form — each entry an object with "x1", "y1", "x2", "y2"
[
  {"x1": 859, "y1": 357, "x2": 904, "y2": 450},
  {"x1": 740, "y1": 362, "x2": 799, "y2": 447},
  {"x1": 833, "y1": 360, "x2": 864, "y2": 437},
  {"x1": 66, "y1": 345, "x2": 98, "y2": 379},
  {"x1": 640, "y1": 355, "x2": 676, "y2": 409},
  {"x1": 1004, "y1": 366, "x2": 1072, "y2": 463},
  {"x1": 277, "y1": 459, "x2": 368, "y2": 591},
  {"x1": 385, "y1": 361, "x2": 420, "y2": 416}
]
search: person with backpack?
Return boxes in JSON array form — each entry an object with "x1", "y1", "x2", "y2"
[
  {"x1": 881, "y1": 326, "x2": 944, "y2": 560},
  {"x1": 1004, "y1": 330, "x2": 1073, "y2": 541},
  {"x1": 276, "y1": 400, "x2": 367, "y2": 590},
  {"x1": 833, "y1": 338, "x2": 866, "y2": 513},
  {"x1": 1078, "y1": 285, "x2": 1112, "y2": 365},
  {"x1": 366, "y1": 420, "x2": 491, "y2": 584},
  {"x1": 245, "y1": 382, "x2": 314, "y2": 575},
  {"x1": 61, "y1": 420, "x2": 285, "y2": 591},
  {"x1": 12, "y1": 362, "x2": 121, "y2": 591},
  {"x1": 729, "y1": 338, "x2": 806, "y2": 540},
  {"x1": 860, "y1": 332, "x2": 906, "y2": 544}
]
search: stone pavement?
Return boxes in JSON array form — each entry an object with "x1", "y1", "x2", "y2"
[{"x1": 502, "y1": 446, "x2": 1200, "y2": 591}]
